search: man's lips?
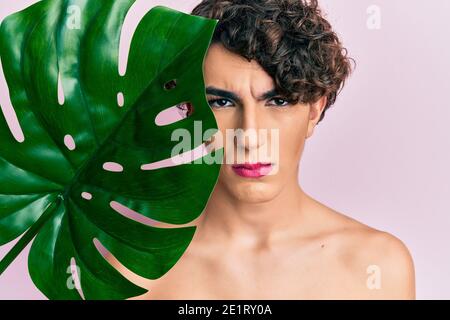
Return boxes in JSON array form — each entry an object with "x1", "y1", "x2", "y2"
[
  {"x1": 231, "y1": 162, "x2": 272, "y2": 170},
  {"x1": 231, "y1": 162, "x2": 273, "y2": 178}
]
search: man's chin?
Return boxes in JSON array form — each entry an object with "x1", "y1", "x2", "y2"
[{"x1": 226, "y1": 184, "x2": 281, "y2": 204}]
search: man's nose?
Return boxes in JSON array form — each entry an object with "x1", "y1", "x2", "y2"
[{"x1": 236, "y1": 104, "x2": 266, "y2": 150}]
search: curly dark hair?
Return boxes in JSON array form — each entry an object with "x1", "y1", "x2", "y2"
[{"x1": 191, "y1": 0, "x2": 355, "y2": 124}]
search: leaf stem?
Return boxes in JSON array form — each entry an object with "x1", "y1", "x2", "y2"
[{"x1": 0, "y1": 196, "x2": 61, "y2": 275}]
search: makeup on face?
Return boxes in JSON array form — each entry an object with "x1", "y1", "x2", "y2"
[{"x1": 231, "y1": 162, "x2": 273, "y2": 178}]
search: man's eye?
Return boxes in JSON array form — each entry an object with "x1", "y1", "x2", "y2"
[
  {"x1": 207, "y1": 98, "x2": 233, "y2": 108},
  {"x1": 176, "y1": 102, "x2": 193, "y2": 117},
  {"x1": 268, "y1": 97, "x2": 290, "y2": 107}
]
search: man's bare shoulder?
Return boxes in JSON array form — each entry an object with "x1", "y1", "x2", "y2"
[{"x1": 311, "y1": 202, "x2": 416, "y2": 299}]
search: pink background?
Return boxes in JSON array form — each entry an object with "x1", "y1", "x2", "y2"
[{"x1": 1, "y1": 0, "x2": 449, "y2": 299}]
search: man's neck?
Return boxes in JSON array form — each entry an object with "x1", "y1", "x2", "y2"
[{"x1": 195, "y1": 179, "x2": 312, "y2": 250}]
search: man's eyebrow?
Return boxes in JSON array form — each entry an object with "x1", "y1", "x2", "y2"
[{"x1": 205, "y1": 86, "x2": 280, "y2": 103}]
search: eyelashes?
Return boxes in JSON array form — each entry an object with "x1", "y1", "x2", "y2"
[
  {"x1": 207, "y1": 98, "x2": 233, "y2": 108},
  {"x1": 268, "y1": 98, "x2": 290, "y2": 107},
  {"x1": 207, "y1": 97, "x2": 292, "y2": 108}
]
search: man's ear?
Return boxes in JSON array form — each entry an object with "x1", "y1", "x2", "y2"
[{"x1": 306, "y1": 96, "x2": 327, "y2": 139}]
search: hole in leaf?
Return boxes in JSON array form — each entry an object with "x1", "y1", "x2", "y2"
[
  {"x1": 155, "y1": 102, "x2": 193, "y2": 126},
  {"x1": 110, "y1": 200, "x2": 180, "y2": 228},
  {"x1": 64, "y1": 134, "x2": 76, "y2": 150},
  {"x1": 0, "y1": 57, "x2": 24, "y2": 143},
  {"x1": 117, "y1": 92, "x2": 124, "y2": 107},
  {"x1": 68, "y1": 257, "x2": 85, "y2": 299},
  {"x1": 102, "y1": 162, "x2": 124, "y2": 172},
  {"x1": 176, "y1": 102, "x2": 194, "y2": 117},
  {"x1": 57, "y1": 71, "x2": 65, "y2": 106},
  {"x1": 141, "y1": 142, "x2": 210, "y2": 170},
  {"x1": 81, "y1": 192, "x2": 92, "y2": 200},
  {"x1": 163, "y1": 79, "x2": 177, "y2": 90},
  {"x1": 93, "y1": 238, "x2": 157, "y2": 284},
  {"x1": 141, "y1": 131, "x2": 222, "y2": 170}
]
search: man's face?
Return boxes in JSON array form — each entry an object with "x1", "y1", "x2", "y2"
[{"x1": 203, "y1": 43, "x2": 325, "y2": 203}]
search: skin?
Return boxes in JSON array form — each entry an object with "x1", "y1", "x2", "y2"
[{"x1": 108, "y1": 43, "x2": 416, "y2": 299}]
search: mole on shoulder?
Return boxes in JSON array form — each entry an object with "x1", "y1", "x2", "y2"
[{"x1": 321, "y1": 244, "x2": 325, "y2": 248}]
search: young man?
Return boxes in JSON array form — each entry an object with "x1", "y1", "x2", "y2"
[{"x1": 112, "y1": 0, "x2": 415, "y2": 299}]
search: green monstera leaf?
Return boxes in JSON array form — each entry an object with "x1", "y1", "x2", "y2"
[{"x1": 0, "y1": 0, "x2": 222, "y2": 299}]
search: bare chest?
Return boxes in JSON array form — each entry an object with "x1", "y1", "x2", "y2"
[{"x1": 137, "y1": 246, "x2": 365, "y2": 299}]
